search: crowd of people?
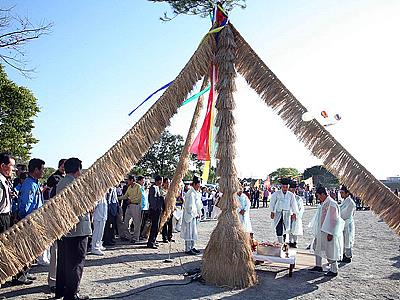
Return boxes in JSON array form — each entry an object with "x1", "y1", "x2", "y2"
[
  {"x1": 0, "y1": 152, "x2": 225, "y2": 299},
  {"x1": 0, "y1": 152, "x2": 359, "y2": 299}
]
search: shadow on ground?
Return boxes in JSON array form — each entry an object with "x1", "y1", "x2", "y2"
[{"x1": 89, "y1": 261, "x2": 334, "y2": 300}]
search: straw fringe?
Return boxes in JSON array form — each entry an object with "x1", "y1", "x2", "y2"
[
  {"x1": 231, "y1": 23, "x2": 400, "y2": 235},
  {"x1": 0, "y1": 35, "x2": 213, "y2": 284},
  {"x1": 159, "y1": 76, "x2": 210, "y2": 229},
  {"x1": 202, "y1": 25, "x2": 257, "y2": 289}
]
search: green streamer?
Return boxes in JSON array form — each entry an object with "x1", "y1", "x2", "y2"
[{"x1": 182, "y1": 85, "x2": 211, "y2": 106}]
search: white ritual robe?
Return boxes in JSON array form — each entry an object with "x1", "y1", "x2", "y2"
[
  {"x1": 181, "y1": 187, "x2": 202, "y2": 241},
  {"x1": 340, "y1": 196, "x2": 356, "y2": 249},
  {"x1": 270, "y1": 190, "x2": 299, "y2": 235},
  {"x1": 311, "y1": 196, "x2": 345, "y2": 261},
  {"x1": 236, "y1": 193, "x2": 253, "y2": 233},
  {"x1": 290, "y1": 195, "x2": 304, "y2": 236}
]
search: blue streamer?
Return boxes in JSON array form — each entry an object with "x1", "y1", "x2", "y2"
[{"x1": 128, "y1": 81, "x2": 173, "y2": 116}]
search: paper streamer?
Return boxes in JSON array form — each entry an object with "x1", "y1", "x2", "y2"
[
  {"x1": 128, "y1": 81, "x2": 173, "y2": 116},
  {"x1": 182, "y1": 85, "x2": 211, "y2": 106}
]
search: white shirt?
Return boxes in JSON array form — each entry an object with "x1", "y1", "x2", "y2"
[
  {"x1": 270, "y1": 190, "x2": 297, "y2": 213},
  {"x1": 0, "y1": 173, "x2": 11, "y2": 214}
]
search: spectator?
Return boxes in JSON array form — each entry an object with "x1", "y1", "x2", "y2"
[
  {"x1": 147, "y1": 175, "x2": 163, "y2": 249},
  {"x1": 103, "y1": 187, "x2": 119, "y2": 246},
  {"x1": 91, "y1": 193, "x2": 108, "y2": 256},
  {"x1": 55, "y1": 158, "x2": 90, "y2": 300}
]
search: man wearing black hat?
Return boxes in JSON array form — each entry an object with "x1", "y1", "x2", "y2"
[
  {"x1": 269, "y1": 178, "x2": 299, "y2": 243},
  {"x1": 339, "y1": 185, "x2": 356, "y2": 263},
  {"x1": 309, "y1": 186, "x2": 345, "y2": 277},
  {"x1": 288, "y1": 181, "x2": 304, "y2": 248}
]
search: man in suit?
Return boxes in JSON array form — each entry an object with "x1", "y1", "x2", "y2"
[
  {"x1": 55, "y1": 158, "x2": 90, "y2": 300},
  {"x1": 146, "y1": 175, "x2": 163, "y2": 249}
]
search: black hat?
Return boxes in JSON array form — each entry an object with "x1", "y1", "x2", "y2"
[
  {"x1": 340, "y1": 185, "x2": 349, "y2": 193},
  {"x1": 192, "y1": 175, "x2": 201, "y2": 185},
  {"x1": 280, "y1": 178, "x2": 291, "y2": 185},
  {"x1": 316, "y1": 185, "x2": 327, "y2": 195},
  {"x1": 289, "y1": 181, "x2": 298, "y2": 189}
]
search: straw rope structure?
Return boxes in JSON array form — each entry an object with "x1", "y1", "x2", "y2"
[
  {"x1": 159, "y1": 76, "x2": 209, "y2": 229},
  {"x1": 201, "y1": 25, "x2": 257, "y2": 289},
  {"x1": 231, "y1": 23, "x2": 400, "y2": 235},
  {"x1": 0, "y1": 35, "x2": 213, "y2": 284}
]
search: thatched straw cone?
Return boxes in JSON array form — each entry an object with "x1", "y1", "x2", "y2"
[
  {"x1": 0, "y1": 35, "x2": 213, "y2": 284},
  {"x1": 231, "y1": 23, "x2": 400, "y2": 235},
  {"x1": 201, "y1": 25, "x2": 257, "y2": 288},
  {"x1": 159, "y1": 76, "x2": 209, "y2": 230}
]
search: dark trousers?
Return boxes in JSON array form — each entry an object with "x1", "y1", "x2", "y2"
[
  {"x1": 162, "y1": 216, "x2": 173, "y2": 242},
  {"x1": 56, "y1": 236, "x2": 88, "y2": 300},
  {"x1": 0, "y1": 213, "x2": 10, "y2": 233},
  {"x1": 276, "y1": 215, "x2": 286, "y2": 240},
  {"x1": 140, "y1": 210, "x2": 150, "y2": 238},
  {"x1": 103, "y1": 215, "x2": 117, "y2": 244},
  {"x1": 252, "y1": 198, "x2": 259, "y2": 208},
  {"x1": 147, "y1": 209, "x2": 161, "y2": 246},
  {"x1": 207, "y1": 200, "x2": 214, "y2": 218},
  {"x1": 262, "y1": 197, "x2": 268, "y2": 207}
]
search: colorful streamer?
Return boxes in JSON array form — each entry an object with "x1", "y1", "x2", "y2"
[
  {"x1": 201, "y1": 160, "x2": 211, "y2": 183},
  {"x1": 182, "y1": 85, "x2": 211, "y2": 106},
  {"x1": 128, "y1": 81, "x2": 173, "y2": 116}
]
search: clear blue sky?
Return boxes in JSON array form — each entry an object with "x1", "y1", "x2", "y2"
[{"x1": 3, "y1": 1, "x2": 400, "y2": 179}]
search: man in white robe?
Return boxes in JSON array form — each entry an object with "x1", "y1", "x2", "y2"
[
  {"x1": 91, "y1": 194, "x2": 108, "y2": 256},
  {"x1": 270, "y1": 178, "x2": 299, "y2": 243},
  {"x1": 181, "y1": 176, "x2": 202, "y2": 255},
  {"x1": 289, "y1": 181, "x2": 304, "y2": 248},
  {"x1": 236, "y1": 188, "x2": 253, "y2": 235},
  {"x1": 310, "y1": 186, "x2": 345, "y2": 276},
  {"x1": 339, "y1": 185, "x2": 356, "y2": 263}
]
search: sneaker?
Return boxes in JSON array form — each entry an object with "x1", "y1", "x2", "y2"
[
  {"x1": 100, "y1": 246, "x2": 106, "y2": 251},
  {"x1": 191, "y1": 248, "x2": 201, "y2": 254},
  {"x1": 324, "y1": 271, "x2": 338, "y2": 277},
  {"x1": 91, "y1": 249, "x2": 104, "y2": 256},
  {"x1": 309, "y1": 266, "x2": 323, "y2": 272},
  {"x1": 340, "y1": 256, "x2": 351, "y2": 263},
  {"x1": 185, "y1": 250, "x2": 198, "y2": 255},
  {"x1": 146, "y1": 244, "x2": 158, "y2": 249},
  {"x1": 292, "y1": 242, "x2": 297, "y2": 249}
]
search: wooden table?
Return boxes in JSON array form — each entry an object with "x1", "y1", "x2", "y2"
[{"x1": 253, "y1": 249, "x2": 296, "y2": 277}]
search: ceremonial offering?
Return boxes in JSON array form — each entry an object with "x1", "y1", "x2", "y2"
[{"x1": 257, "y1": 241, "x2": 284, "y2": 257}]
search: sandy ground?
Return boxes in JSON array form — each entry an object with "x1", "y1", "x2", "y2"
[{"x1": 1, "y1": 205, "x2": 399, "y2": 300}]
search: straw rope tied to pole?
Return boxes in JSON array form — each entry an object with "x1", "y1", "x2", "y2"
[
  {"x1": 201, "y1": 4, "x2": 257, "y2": 288},
  {"x1": 0, "y1": 34, "x2": 214, "y2": 284},
  {"x1": 231, "y1": 24, "x2": 400, "y2": 235},
  {"x1": 159, "y1": 75, "x2": 209, "y2": 230}
]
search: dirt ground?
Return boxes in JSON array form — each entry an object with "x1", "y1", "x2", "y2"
[{"x1": 1, "y1": 205, "x2": 399, "y2": 300}]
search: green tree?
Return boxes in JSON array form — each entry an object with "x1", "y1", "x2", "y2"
[
  {"x1": 269, "y1": 167, "x2": 301, "y2": 184},
  {"x1": 134, "y1": 130, "x2": 184, "y2": 178},
  {"x1": 0, "y1": 65, "x2": 40, "y2": 160},
  {"x1": 303, "y1": 165, "x2": 339, "y2": 188},
  {"x1": 148, "y1": 0, "x2": 246, "y2": 20}
]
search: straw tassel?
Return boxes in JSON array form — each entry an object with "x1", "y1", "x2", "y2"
[
  {"x1": 0, "y1": 34, "x2": 213, "y2": 284},
  {"x1": 231, "y1": 23, "x2": 400, "y2": 235}
]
